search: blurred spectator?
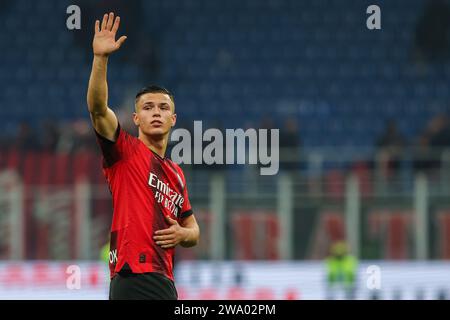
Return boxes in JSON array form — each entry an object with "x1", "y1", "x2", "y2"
[
  {"x1": 40, "y1": 120, "x2": 59, "y2": 152},
  {"x1": 56, "y1": 120, "x2": 77, "y2": 154},
  {"x1": 14, "y1": 122, "x2": 38, "y2": 151},
  {"x1": 412, "y1": 133, "x2": 434, "y2": 174},
  {"x1": 56, "y1": 119, "x2": 97, "y2": 154},
  {"x1": 279, "y1": 118, "x2": 301, "y2": 172},
  {"x1": 413, "y1": 114, "x2": 450, "y2": 174},
  {"x1": 71, "y1": 119, "x2": 97, "y2": 154},
  {"x1": 415, "y1": 0, "x2": 450, "y2": 63},
  {"x1": 100, "y1": 242, "x2": 109, "y2": 264},
  {"x1": 428, "y1": 114, "x2": 450, "y2": 152},
  {"x1": 0, "y1": 130, "x2": 13, "y2": 150},
  {"x1": 325, "y1": 241, "x2": 358, "y2": 300},
  {"x1": 375, "y1": 120, "x2": 405, "y2": 179}
]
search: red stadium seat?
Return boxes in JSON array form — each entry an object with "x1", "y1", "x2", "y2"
[
  {"x1": 308, "y1": 211, "x2": 345, "y2": 259},
  {"x1": 436, "y1": 211, "x2": 450, "y2": 259},
  {"x1": 368, "y1": 210, "x2": 413, "y2": 260},
  {"x1": 232, "y1": 211, "x2": 279, "y2": 260}
]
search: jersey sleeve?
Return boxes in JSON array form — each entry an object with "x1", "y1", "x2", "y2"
[
  {"x1": 179, "y1": 170, "x2": 193, "y2": 219},
  {"x1": 94, "y1": 123, "x2": 140, "y2": 168}
]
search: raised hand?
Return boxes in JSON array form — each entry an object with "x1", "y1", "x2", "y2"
[{"x1": 93, "y1": 12, "x2": 127, "y2": 57}]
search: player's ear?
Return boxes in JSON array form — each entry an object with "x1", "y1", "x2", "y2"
[
  {"x1": 133, "y1": 112, "x2": 140, "y2": 126},
  {"x1": 171, "y1": 113, "x2": 177, "y2": 127}
]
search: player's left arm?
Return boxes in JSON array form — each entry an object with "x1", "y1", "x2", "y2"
[
  {"x1": 154, "y1": 214, "x2": 200, "y2": 249},
  {"x1": 178, "y1": 214, "x2": 200, "y2": 248}
]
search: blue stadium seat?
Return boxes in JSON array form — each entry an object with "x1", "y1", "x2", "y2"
[{"x1": 0, "y1": 0, "x2": 447, "y2": 150}]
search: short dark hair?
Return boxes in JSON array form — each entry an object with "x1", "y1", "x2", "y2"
[{"x1": 135, "y1": 85, "x2": 175, "y2": 106}]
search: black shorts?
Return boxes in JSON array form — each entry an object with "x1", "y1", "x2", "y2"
[{"x1": 109, "y1": 271, "x2": 178, "y2": 300}]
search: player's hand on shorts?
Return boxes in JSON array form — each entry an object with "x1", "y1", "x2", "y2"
[
  {"x1": 153, "y1": 216, "x2": 188, "y2": 249},
  {"x1": 93, "y1": 12, "x2": 127, "y2": 57}
]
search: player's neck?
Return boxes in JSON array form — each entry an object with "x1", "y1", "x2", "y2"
[{"x1": 139, "y1": 134, "x2": 168, "y2": 158}]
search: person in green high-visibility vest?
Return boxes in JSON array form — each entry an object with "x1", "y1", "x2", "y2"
[
  {"x1": 100, "y1": 242, "x2": 110, "y2": 264},
  {"x1": 100, "y1": 240, "x2": 111, "y2": 299},
  {"x1": 325, "y1": 241, "x2": 358, "y2": 300}
]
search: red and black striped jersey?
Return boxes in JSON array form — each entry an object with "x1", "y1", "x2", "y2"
[{"x1": 95, "y1": 124, "x2": 192, "y2": 281}]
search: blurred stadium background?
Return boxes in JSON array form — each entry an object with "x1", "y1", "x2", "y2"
[{"x1": 1, "y1": 0, "x2": 450, "y2": 299}]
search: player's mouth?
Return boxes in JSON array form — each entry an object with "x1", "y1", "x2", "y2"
[{"x1": 150, "y1": 120, "x2": 163, "y2": 127}]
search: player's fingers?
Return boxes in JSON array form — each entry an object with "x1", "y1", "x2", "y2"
[
  {"x1": 161, "y1": 244, "x2": 175, "y2": 249},
  {"x1": 111, "y1": 16, "x2": 120, "y2": 34},
  {"x1": 101, "y1": 13, "x2": 108, "y2": 31},
  {"x1": 116, "y1": 36, "x2": 127, "y2": 48},
  {"x1": 107, "y1": 12, "x2": 114, "y2": 31},
  {"x1": 154, "y1": 228, "x2": 173, "y2": 236},
  {"x1": 94, "y1": 20, "x2": 100, "y2": 34},
  {"x1": 153, "y1": 234, "x2": 175, "y2": 241},
  {"x1": 154, "y1": 234, "x2": 175, "y2": 240},
  {"x1": 156, "y1": 240, "x2": 174, "y2": 246}
]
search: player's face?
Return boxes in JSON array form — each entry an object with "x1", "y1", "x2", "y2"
[{"x1": 133, "y1": 93, "x2": 176, "y2": 138}]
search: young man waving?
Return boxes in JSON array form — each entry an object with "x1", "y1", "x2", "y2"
[{"x1": 87, "y1": 12, "x2": 200, "y2": 300}]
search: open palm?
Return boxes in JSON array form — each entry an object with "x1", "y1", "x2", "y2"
[{"x1": 93, "y1": 12, "x2": 127, "y2": 56}]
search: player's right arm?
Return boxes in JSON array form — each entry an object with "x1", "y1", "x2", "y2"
[{"x1": 87, "y1": 12, "x2": 127, "y2": 142}]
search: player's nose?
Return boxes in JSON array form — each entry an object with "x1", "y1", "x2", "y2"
[{"x1": 152, "y1": 107, "x2": 161, "y2": 116}]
